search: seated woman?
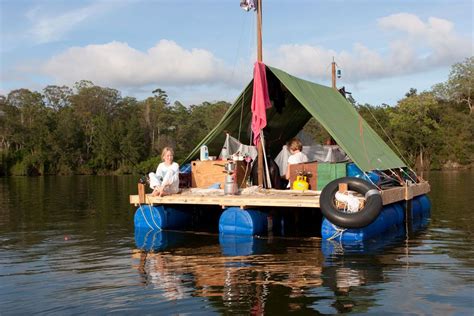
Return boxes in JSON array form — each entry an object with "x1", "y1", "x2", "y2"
[
  {"x1": 149, "y1": 147, "x2": 179, "y2": 197},
  {"x1": 285, "y1": 138, "x2": 308, "y2": 188}
]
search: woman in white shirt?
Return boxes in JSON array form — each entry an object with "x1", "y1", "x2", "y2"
[
  {"x1": 285, "y1": 138, "x2": 308, "y2": 187},
  {"x1": 149, "y1": 147, "x2": 180, "y2": 196}
]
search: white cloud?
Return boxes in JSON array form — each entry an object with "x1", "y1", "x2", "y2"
[
  {"x1": 268, "y1": 13, "x2": 471, "y2": 83},
  {"x1": 41, "y1": 40, "x2": 242, "y2": 89},
  {"x1": 35, "y1": 12, "x2": 472, "y2": 99},
  {"x1": 26, "y1": 2, "x2": 117, "y2": 44}
]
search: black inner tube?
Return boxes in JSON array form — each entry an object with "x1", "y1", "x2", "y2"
[{"x1": 320, "y1": 177, "x2": 383, "y2": 229}]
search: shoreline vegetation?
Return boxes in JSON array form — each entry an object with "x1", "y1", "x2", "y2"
[{"x1": 0, "y1": 58, "x2": 472, "y2": 176}]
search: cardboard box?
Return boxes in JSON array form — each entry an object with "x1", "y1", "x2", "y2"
[
  {"x1": 289, "y1": 162, "x2": 318, "y2": 190},
  {"x1": 191, "y1": 160, "x2": 250, "y2": 188}
]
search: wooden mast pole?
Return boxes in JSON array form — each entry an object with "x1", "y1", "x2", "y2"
[
  {"x1": 331, "y1": 57, "x2": 337, "y2": 89},
  {"x1": 257, "y1": 0, "x2": 263, "y2": 62},
  {"x1": 256, "y1": 0, "x2": 264, "y2": 186}
]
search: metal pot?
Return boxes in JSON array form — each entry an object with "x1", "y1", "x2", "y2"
[
  {"x1": 224, "y1": 174, "x2": 238, "y2": 195},
  {"x1": 224, "y1": 161, "x2": 236, "y2": 174}
]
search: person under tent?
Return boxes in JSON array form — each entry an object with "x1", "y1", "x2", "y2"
[{"x1": 285, "y1": 138, "x2": 309, "y2": 188}]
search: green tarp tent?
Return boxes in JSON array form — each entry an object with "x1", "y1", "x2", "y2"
[{"x1": 184, "y1": 65, "x2": 405, "y2": 172}]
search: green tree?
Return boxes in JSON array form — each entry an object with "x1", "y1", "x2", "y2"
[
  {"x1": 43, "y1": 85, "x2": 73, "y2": 110},
  {"x1": 389, "y1": 92, "x2": 442, "y2": 170},
  {"x1": 69, "y1": 82, "x2": 122, "y2": 163},
  {"x1": 51, "y1": 106, "x2": 85, "y2": 174},
  {"x1": 357, "y1": 103, "x2": 395, "y2": 148},
  {"x1": 433, "y1": 57, "x2": 473, "y2": 115},
  {"x1": 141, "y1": 94, "x2": 169, "y2": 155},
  {"x1": 5, "y1": 89, "x2": 53, "y2": 175},
  {"x1": 116, "y1": 97, "x2": 147, "y2": 173}
]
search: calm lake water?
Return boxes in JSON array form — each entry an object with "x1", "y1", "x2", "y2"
[{"x1": 1, "y1": 171, "x2": 473, "y2": 315}]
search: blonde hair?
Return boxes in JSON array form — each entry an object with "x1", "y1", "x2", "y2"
[
  {"x1": 287, "y1": 138, "x2": 303, "y2": 151},
  {"x1": 161, "y1": 147, "x2": 174, "y2": 161}
]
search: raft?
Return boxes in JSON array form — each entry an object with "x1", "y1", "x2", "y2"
[
  {"x1": 130, "y1": 65, "x2": 432, "y2": 243},
  {"x1": 131, "y1": 181, "x2": 431, "y2": 242}
]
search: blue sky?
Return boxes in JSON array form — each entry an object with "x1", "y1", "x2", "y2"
[{"x1": 1, "y1": 0, "x2": 472, "y2": 106}]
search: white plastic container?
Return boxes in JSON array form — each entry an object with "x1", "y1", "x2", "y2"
[
  {"x1": 200, "y1": 145, "x2": 209, "y2": 161},
  {"x1": 221, "y1": 146, "x2": 228, "y2": 160}
]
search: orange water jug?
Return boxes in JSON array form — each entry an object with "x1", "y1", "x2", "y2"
[{"x1": 292, "y1": 175, "x2": 309, "y2": 191}]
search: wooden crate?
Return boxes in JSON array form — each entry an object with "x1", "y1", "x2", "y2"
[
  {"x1": 191, "y1": 160, "x2": 249, "y2": 188},
  {"x1": 289, "y1": 162, "x2": 317, "y2": 190}
]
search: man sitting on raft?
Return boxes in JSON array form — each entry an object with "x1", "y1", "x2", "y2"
[{"x1": 149, "y1": 147, "x2": 180, "y2": 197}]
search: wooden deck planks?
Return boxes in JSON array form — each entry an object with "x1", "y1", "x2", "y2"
[
  {"x1": 130, "y1": 189, "x2": 321, "y2": 208},
  {"x1": 130, "y1": 182, "x2": 430, "y2": 209}
]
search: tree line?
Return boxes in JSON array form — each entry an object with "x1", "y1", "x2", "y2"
[{"x1": 0, "y1": 57, "x2": 472, "y2": 176}]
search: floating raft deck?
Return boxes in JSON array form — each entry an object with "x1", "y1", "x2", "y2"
[{"x1": 130, "y1": 181, "x2": 430, "y2": 209}]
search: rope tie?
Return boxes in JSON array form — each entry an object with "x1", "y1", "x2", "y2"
[
  {"x1": 327, "y1": 223, "x2": 347, "y2": 241},
  {"x1": 145, "y1": 195, "x2": 161, "y2": 230}
]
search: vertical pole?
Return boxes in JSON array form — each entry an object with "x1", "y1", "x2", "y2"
[
  {"x1": 256, "y1": 0, "x2": 264, "y2": 186},
  {"x1": 331, "y1": 57, "x2": 336, "y2": 89},
  {"x1": 138, "y1": 183, "x2": 145, "y2": 204},
  {"x1": 257, "y1": 0, "x2": 263, "y2": 62},
  {"x1": 326, "y1": 57, "x2": 337, "y2": 146}
]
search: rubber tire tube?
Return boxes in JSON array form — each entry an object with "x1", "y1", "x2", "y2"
[{"x1": 320, "y1": 176, "x2": 382, "y2": 229}]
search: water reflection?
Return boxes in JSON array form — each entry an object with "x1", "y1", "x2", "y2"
[
  {"x1": 134, "y1": 228, "x2": 423, "y2": 313},
  {"x1": 132, "y1": 205, "x2": 439, "y2": 314}
]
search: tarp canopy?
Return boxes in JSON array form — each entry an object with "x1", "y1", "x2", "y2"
[{"x1": 183, "y1": 65, "x2": 406, "y2": 172}]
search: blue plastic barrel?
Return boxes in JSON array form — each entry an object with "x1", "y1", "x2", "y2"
[
  {"x1": 393, "y1": 203, "x2": 405, "y2": 224},
  {"x1": 417, "y1": 195, "x2": 431, "y2": 217},
  {"x1": 134, "y1": 205, "x2": 191, "y2": 230},
  {"x1": 412, "y1": 197, "x2": 422, "y2": 219},
  {"x1": 321, "y1": 203, "x2": 405, "y2": 241},
  {"x1": 219, "y1": 207, "x2": 268, "y2": 235}
]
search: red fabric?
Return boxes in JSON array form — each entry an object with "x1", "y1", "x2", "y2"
[{"x1": 251, "y1": 61, "x2": 271, "y2": 145}]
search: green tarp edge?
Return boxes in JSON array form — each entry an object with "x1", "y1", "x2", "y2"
[{"x1": 267, "y1": 66, "x2": 406, "y2": 172}]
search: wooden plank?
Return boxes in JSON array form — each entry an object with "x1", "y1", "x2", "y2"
[
  {"x1": 381, "y1": 182, "x2": 430, "y2": 205},
  {"x1": 130, "y1": 192, "x2": 321, "y2": 208},
  {"x1": 191, "y1": 160, "x2": 226, "y2": 188},
  {"x1": 412, "y1": 181, "x2": 430, "y2": 197},
  {"x1": 405, "y1": 185, "x2": 414, "y2": 200},
  {"x1": 381, "y1": 187, "x2": 405, "y2": 205},
  {"x1": 130, "y1": 182, "x2": 430, "y2": 209},
  {"x1": 138, "y1": 183, "x2": 145, "y2": 204},
  {"x1": 338, "y1": 183, "x2": 348, "y2": 193},
  {"x1": 191, "y1": 160, "x2": 249, "y2": 188},
  {"x1": 289, "y1": 162, "x2": 317, "y2": 190}
]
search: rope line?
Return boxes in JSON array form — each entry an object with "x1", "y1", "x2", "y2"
[
  {"x1": 138, "y1": 205, "x2": 154, "y2": 230},
  {"x1": 238, "y1": 86, "x2": 246, "y2": 142},
  {"x1": 363, "y1": 105, "x2": 418, "y2": 175},
  {"x1": 146, "y1": 195, "x2": 161, "y2": 230}
]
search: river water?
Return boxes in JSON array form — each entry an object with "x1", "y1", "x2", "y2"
[{"x1": 1, "y1": 171, "x2": 473, "y2": 315}]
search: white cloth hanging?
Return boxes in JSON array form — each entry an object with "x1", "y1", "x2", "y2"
[{"x1": 219, "y1": 133, "x2": 258, "y2": 161}]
